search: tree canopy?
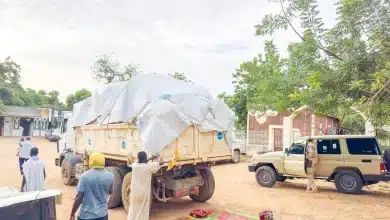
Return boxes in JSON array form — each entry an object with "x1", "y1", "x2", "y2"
[
  {"x1": 65, "y1": 88, "x2": 92, "y2": 110},
  {"x1": 91, "y1": 53, "x2": 139, "y2": 84},
  {"x1": 0, "y1": 57, "x2": 93, "y2": 112},
  {"x1": 225, "y1": 0, "x2": 390, "y2": 133},
  {"x1": 0, "y1": 57, "x2": 66, "y2": 111},
  {"x1": 169, "y1": 72, "x2": 193, "y2": 83}
]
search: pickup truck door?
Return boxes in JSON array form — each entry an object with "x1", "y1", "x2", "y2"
[{"x1": 284, "y1": 144, "x2": 306, "y2": 177}]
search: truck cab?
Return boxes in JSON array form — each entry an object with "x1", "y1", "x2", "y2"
[
  {"x1": 248, "y1": 135, "x2": 390, "y2": 194},
  {"x1": 54, "y1": 113, "x2": 73, "y2": 167}
]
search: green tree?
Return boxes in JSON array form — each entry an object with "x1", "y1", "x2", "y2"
[
  {"x1": 168, "y1": 72, "x2": 193, "y2": 83},
  {"x1": 0, "y1": 57, "x2": 67, "y2": 111},
  {"x1": 65, "y1": 88, "x2": 92, "y2": 110},
  {"x1": 217, "y1": 90, "x2": 248, "y2": 130},
  {"x1": 0, "y1": 56, "x2": 21, "y2": 85},
  {"x1": 91, "y1": 53, "x2": 139, "y2": 84},
  {"x1": 244, "y1": 0, "x2": 390, "y2": 130}
]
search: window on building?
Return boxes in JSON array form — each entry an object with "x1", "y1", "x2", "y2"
[
  {"x1": 346, "y1": 138, "x2": 381, "y2": 155},
  {"x1": 289, "y1": 144, "x2": 305, "y2": 155},
  {"x1": 34, "y1": 119, "x2": 40, "y2": 130},
  {"x1": 317, "y1": 139, "x2": 341, "y2": 154},
  {"x1": 42, "y1": 119, "x2": 47, "y2": 131},
  {"x1": 13, "y1": 118, "x2": 20, "y2": 129}
]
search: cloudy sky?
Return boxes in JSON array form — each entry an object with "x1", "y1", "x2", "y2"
[{"x1": 0, "y1": 0, "x2": 337, "y2": 101}]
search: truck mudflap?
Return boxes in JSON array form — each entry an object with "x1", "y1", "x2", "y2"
[{"x1": 248, "y1": 164, "x2": 257, "y2": 172}]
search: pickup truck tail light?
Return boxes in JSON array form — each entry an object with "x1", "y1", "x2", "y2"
[{"x1": 380, "y1": 161, "x2": 386, "y2": 175}]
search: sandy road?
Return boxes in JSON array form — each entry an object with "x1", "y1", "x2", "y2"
[{"x1": 1, "y1": 137, "x2": 390, "y2": 220}]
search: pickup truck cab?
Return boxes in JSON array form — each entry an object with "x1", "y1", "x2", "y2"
[{"x1": 248, "y1": 135, "x2": 390, "y2": 194}]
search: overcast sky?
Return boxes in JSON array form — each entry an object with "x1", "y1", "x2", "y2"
[{"x1": 0, "y1": 0, "x2": 337, "y2": 101}]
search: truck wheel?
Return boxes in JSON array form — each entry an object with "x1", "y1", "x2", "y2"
[
  {"x1": 231, "y1": 150, "x2": 240, "y2": 163},
  {"x1": 190, "y1": 168, "x2": 215, "y2": 202},
  {"x1": 122, "y1": 172, "x2": 132, "y2": 212},
  {"x1": 61, "y1": 156, "x2": 80, "y2": 186},
  {"x1": 61, "y1": 159, "x2": 75, "y2": 185},
  {"x1": 106, "y1": 166, "x2": 123, "y2": 209},
  {"x1": 118, "y1": 165, "x2": 131, "y2": 179},
  {"x1": 335, "y1": 171, "x2": 363, "y2": 194},
  {"x1": 255, "y1": 166, "x2": 277, "y2": 187}
]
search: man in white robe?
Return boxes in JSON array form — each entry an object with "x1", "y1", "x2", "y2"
[
  {"x1": 21, "y1": 147, "x2": 46, "y2": 192},
  {"x1": 127, "y1": 151, "x2": 163, "y2": 220}
]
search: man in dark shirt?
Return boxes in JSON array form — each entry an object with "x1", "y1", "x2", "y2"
[{"x1": 20, "y1": 118, "x2": 33, "y2": 137}]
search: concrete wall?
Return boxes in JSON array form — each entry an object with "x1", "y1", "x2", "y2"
[{"x1": 247, "y1": 108, "x2": 340, "y2": 152}]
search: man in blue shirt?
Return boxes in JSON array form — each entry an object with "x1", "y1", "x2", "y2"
[{"x1": 70, "y1": 152, "x2": 114, "y2": 220}]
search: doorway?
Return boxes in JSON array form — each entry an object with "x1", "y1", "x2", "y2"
[{"x1": 273, "y1": 128, "x2": 284, "y2": 152}]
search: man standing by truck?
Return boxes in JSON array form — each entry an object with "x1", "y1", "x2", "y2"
[
  {"x1": 70, "y1": 152, "x2": 114, "y2": 220},
  {"x1": 306, "y1": 138, "x2": 318, "y2": 192},
  {"x1": 127, "y1": 151, "x2": 164, "y2": 220},
  {"x1": 21, "y1": 147, "x2": 46, "y2": 192}
]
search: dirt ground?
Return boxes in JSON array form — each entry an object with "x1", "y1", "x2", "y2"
[{"x1": 1, "y1": 137, "x2": 390, "y2": 220}]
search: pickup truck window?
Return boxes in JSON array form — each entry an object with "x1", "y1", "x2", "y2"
[
  {"x1": 317, "y1": 139, "x2": 341, "y2": 154},
  {"x1": 289, "y1": 144, "x2": 304, "y2": 154},
  {"x1": 346, "y1": 138, "x2": 381, "y2": 155}
]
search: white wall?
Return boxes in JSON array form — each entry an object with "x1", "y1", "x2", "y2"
[{"x1": 1, "y1": 116, "x2": 48, "y2": 137}]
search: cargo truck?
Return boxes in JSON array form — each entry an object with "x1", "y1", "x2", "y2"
[{"x1": 54, "y1": 74, "x2": 235, "y2": 211}]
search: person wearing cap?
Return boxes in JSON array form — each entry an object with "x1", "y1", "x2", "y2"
[
  {"x1": 17, "y1": 137, "x2": 34, "y2": 175},
  {"x1": 20, "y1": 147, "x2": 46, "y2": 192},
  {"x1": 127, "y1": 151, "x2": 164, "y2": 220},
  {"x1": 70, "y1": 152, "x2": 114, "y2": 220}
]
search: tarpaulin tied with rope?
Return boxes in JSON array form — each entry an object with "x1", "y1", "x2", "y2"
[{"x1": 71, "y1": 74, "x2": 235, "y2": 157}]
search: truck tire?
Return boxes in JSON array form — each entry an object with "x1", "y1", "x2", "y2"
[
  {"x1": 122, "y1": 172, "x2": 132, "y2": 212},
  {"x1": 118, "y1": 165, "x2": 131, "y2": 179},
  {"x1": 231, "y1": 150, "x2": 240, "y2": 163},
  {"x1": 106, "y1": 166, "x2": 123, "y2": 209},
  {"x1": 334, "y1": 171, "x2": 363, "y2": 194},
  {"x1": 255, "y1": 166, "x2": 277, "y2": 188},
  {"x1": 190, "y1": 168, "x2": 215, "y2": 202},
  {"x1": 61, "y1": 155, "x2": 80, "y2": 186}
]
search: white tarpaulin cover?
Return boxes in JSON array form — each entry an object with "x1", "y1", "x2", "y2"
[{"x1": 71, "y1": 74, "x2": 235, "y2": 155}]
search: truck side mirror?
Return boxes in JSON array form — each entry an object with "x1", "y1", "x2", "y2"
[{"x1": 284, "y1": 148, "x2": 289, "y2": 155}]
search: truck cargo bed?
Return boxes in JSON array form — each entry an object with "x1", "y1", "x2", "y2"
[{"x1": 73, "y1": 124, "x2": 232, "y2": 166}]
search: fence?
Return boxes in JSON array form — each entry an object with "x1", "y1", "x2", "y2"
[{"x1": 233, "y1": 130, "x2": 270, "y2": 156}]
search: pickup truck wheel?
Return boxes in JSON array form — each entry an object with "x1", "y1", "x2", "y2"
[
  {"x1": 122, "y1": 172, "x2": 132, "y2": 212},
  {"x1": 231, "y1": 150, "x2": 240, "y2": 163},
  {"x1": 190, "y1": 168, "x2": 215, "y2": 202},
  {"x1": 106, "y1": 167, "x2": 123, "y2": 209},
  {"x1": 255, "y1": 166, "x2": 277, "y2": 187},
  {"x1": 335, "y1": 171, "x2": 363, "y2": 194}
]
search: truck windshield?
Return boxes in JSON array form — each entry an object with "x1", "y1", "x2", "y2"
[{"x1": 346, "y1": 138, "x2": 381, "y2": 155}]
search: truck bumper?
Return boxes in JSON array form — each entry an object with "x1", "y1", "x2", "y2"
[
  {"x1": 248, "y1": 165, "x2": 257, "y2": 172},
  {"x1": 363, "y1": 174, "x2": 390, "y2": 182}
]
